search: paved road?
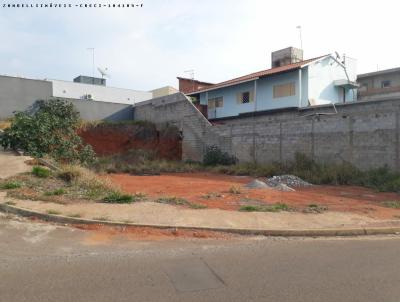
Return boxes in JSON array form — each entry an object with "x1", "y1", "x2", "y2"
[{"x1": 1, "y1": 214, "x2": 400, "y2": 302}]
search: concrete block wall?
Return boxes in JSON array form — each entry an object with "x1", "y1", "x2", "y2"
[
  {"x1": 133, "y1": 93, "x2": 230, "y2": 162},
  {"x1": 134, "y1": 93, "x2": 400, "y2": 170},
  {"x1": 213, "y1": 100, "x2": 400, "y2": 170}
]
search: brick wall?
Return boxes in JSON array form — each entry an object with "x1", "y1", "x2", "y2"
[
  {"x1": 78, "y1": 123, "x2": 181, "y2": 160},
  {"x1": 177, "y1": 77, "x2": 214, "y2": 94}
]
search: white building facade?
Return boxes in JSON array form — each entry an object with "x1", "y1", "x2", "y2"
[{"x1": 50, "y1": 79, "x2": 153, "y2": 105}]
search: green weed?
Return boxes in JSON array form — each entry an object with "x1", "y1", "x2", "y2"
[
  {"x1": 0, "y1": 181, "x2": 22, "y2": 189},
  {"x1": 32, "y1": 166, "x2": 51, "y2": 178}
]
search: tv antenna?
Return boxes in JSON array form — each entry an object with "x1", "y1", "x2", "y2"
[
  {"x1": 296, "y1": 25, "x2": 303, "y2": 50},
  {"x1": 87, "y1": 48, "x2": 95, "y2": 81},
  {"x1": 184, "y1": 69, "x2": 194, "y2": 80},
  {"x1": 97, "y1": 67, "x2": 111, "y2": 79},
  {"x1": 184, "y1": 69, "x2": 195, "y2": 92}
]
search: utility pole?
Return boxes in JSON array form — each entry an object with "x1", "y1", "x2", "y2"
[
  {"x1": 296, "y1": 25, "x2": 303, "y2": 50},
  {"x1": 87, "y1": 48, "x2": 95, "y2": 83}
]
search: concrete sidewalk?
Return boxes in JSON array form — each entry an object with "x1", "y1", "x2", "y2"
[
  {"x1": 4, "y1": 196, "x2": 400, "y2": 231},
  {"x1": 0, "y1": 150, "x2": 31, "y2": 179}
]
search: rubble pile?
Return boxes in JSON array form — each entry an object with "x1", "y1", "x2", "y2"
[{"x1": 265, "y1": 175, "x2": 312, "y2": 188}]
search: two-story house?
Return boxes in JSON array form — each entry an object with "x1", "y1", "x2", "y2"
[
  {"x1": 183, "y1": 47, "x2": 358, "y2": 120},
  {"x1": 357, "y1": 67, "x2": 400, "y2": 102}
]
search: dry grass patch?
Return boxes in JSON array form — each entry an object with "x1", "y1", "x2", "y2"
[
  {"x1": 67, "y1": 213, "x2": 82, "y2": 218},
  {"x1": 201, "y1": 192, "x2": 223, "y2": 199},
  {"x1": 92, "y1": 216, "x2": 109, "y2": 221},
  {"x1": 381, "y1": 201, "x2": 400, "y2": 209},
  {"x1": 0, "y1": 120, "x2": 12, "y2": 130},
  {"x1": 228, "y1": 186, "x2": 242, "y2": 194},
  {"x1": 154, "y1": 196, "x2": 207, "y2": 209},
  {"x1": 0, "y1": 164, "x2": 122, "y2": 204}
]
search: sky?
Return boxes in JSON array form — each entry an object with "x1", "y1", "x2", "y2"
[{"x1": 0, "y1": 0, "x2": 399, "y2": 91}]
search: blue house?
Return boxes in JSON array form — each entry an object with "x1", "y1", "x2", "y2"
[{"x1": 186, "y1": 47, "x2": 358, "y2": 120}]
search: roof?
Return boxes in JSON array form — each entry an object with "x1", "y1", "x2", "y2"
[
  {"x1": 357, "y1": 67, "x2": 400, "y2": 79},
  {"x1": 176, "y1": 77, "x2": 214, "y2": 85},
  {"x1": 187, "y1": 55, "x2": 329, "y2": 95}
]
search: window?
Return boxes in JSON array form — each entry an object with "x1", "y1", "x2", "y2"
[
  {"x1": 381, "y1": 80, "x2": 391, "y2": 88},
  {"x1": 273, "y1": 82, "x2": 296, "y2": 98},
  {"x1": 361, "y1": 83, "x2": 368, "y2": 91},
  {"x1": 236, "y1": 91, "x2": 254, "y2": 104},
  {"x1": 208, "y1": 96, "x2": 223, "y2": 109},
  {"x1": 242, "y1": 92, "x2": 250, "y2": 103}
]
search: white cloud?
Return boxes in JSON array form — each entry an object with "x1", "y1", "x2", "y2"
[{"x1": 0, "y1": 0, "x2": 399, "y2": 90}]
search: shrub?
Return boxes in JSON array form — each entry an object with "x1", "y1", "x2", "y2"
[
  {"x1": 103, "y1": 192, "x2": 134, "y2": 204},
  {"x1": 44, "y1": 188, "x2": 65, "y2": 196},
  {"x1": 32, "y1": 166, "x2": 51, "y2": 178},
  {"x1": 0, "y1": 99, "x2": 95, "y2": 165},
  {"x1": 0, "y1": 181, "x2": 22, "y2": 189},
  {"x1": 239, "y1": 203, "x2": 290, "y2": 212},
  {"x1": 359, "y1": 166, "x2": 400, "y2": 192},
  {"x1": 203, "y1": 145, "x2": 237, "y2": 166}
]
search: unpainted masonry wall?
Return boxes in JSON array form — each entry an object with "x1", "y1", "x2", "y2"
[
  {"x1": 134, "y1": 93, "x2": 400, "y2": 171},
  {"x1": 133, "y1": 93, "x2": 230, "y2": 162}
]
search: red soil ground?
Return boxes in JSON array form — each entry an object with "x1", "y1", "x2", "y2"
[
  {"x1": 75, "y1": 224, "x2": 237, "y2": 243},
  {"x1": 106, "y1": 172, "x2": 400, "y2": 220}
]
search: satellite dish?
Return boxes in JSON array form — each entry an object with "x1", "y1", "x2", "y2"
[{"x1": 97, "y1": 67, "x2": 111, "y2": 78}]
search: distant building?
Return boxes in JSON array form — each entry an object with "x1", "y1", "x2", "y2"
[
  {"x1": 50, "y1": 75, "x2": 152, "y2": 105},
  {"x1": 177, "y1": 77, "x2": 214, "y2": 94},
  {"x1": 357, "y1": 67, "x2": 400, "y2": 101},
  {"x1": 150, "y1": 86, "x2": 178, "y2": 98},
  {"x1": 185, "y1": 47, "x2": 358, "y2": 120},
  {"x1": 0, "y1": 73, "x2": 166, "y2": 121}
]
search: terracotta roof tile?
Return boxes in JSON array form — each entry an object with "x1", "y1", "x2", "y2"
[{"x1": 188, "y1": 55, "x2": 328, "y2": 94}]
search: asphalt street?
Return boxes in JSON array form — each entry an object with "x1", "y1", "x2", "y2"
[{"x1": 1, "y1": 214, "x2": 400, "y2": 302}]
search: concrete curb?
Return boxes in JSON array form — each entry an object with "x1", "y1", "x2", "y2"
[{"x1": 1, "y1": 202, "x2": 400, "y2": 237}]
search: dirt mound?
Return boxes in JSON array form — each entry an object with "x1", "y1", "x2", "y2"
[
  {"x1": 245, "y1": 179, "x2": 270, "y2": 189},
  {"x1": 245, "y1": 179, "x2": 295, "y2": 192}
]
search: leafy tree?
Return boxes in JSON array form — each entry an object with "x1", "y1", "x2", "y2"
[{"x1": 1, "y1": 99, "x2": 95, "y2": 165}]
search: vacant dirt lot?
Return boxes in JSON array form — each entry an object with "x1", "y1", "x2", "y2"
[{"x1": 106, "y1": 172, "x2": 400, "y2": 220}]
